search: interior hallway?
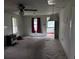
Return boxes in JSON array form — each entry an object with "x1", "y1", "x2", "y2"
[
  {"x1": 4, "y1": 0, "x2": 75, "y2": 59},
  {"x1": 5, "y1": 37, "x2": 67, "y2": 59}
]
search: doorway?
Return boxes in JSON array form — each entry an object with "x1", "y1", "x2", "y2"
[{"x1": 47, "y1": 17, "x2": 55, "y2": 38}]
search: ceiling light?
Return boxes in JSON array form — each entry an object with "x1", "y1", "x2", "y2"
[{"x1": 48, "y1": 0, "x2": 56, "y2": 5}]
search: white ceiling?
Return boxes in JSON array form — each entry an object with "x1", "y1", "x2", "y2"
[{"x1": 4, "y1": 0, "x2": 70, "y2": 16}]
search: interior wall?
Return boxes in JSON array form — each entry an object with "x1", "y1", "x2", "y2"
[
  {"x1": 24, "y1": 15, "x2": 47, "y2": 36},
  {"x1": 59, "y1": 0, "x2": 75, "y2": 59},
  {"x1": 4, "y1": 12, "x2": 24, "y2": 36},
  {"x1": 4, "y1": 12, "x2": 13, "y2": 35},
  {"x1": 16, "y1": 15, "x2": 25, "y2": 36},
  {"x1": 69, "y1": 3, "x2": 75, "y2": 59},
  {"x1": 4, "y1": 12, "x2": 58, "y2": 36},
  {"x1": 23, "y1": 14, "x2": 59, "y2": 36}
]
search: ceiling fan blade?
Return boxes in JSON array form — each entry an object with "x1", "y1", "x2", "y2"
[{"x1": 24, "y1": 9, "x2": 37, "y2": 11}]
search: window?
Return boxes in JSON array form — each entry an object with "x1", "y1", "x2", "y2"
[
  {"x1": 12, "y1": 17, "x2": 18, "y2": 34},
  {"x1": 47, "y1": 21, "x2": 55, "y2": 33},
  {"x1": 34, "y1": 18, "x2": 37, "y2": 32},
  {"x1": 47, "y1": 21, "x2": 55, "y2": 28}
]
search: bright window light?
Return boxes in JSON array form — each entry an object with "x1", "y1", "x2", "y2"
[
  {"x1": 34, "y1": 18, "x2": 37, "y2": 32},
  {"x1": 48, "y1": 0, "x2": 56, "y2": 5},
  {"x1": 12, "y1": 17, "x2": 18, "y2": 34},
  {"x1": 47, "y1": 17, "x2": 50, "y2": 21}
]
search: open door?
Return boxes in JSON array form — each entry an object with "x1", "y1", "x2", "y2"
[
  {"x1": 55, "y1": 20, "x2": 59, "y2": 39},
  {"x1": 47, "y1": 17, "x2": 55, "y2": 38}
]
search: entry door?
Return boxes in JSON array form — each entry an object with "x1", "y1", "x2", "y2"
[
  {"x1": 47, "y1": 20, "x2": 55, "y2": 38},
  {"x1": 55, "y1": 20, "x2": 59, "y2": 39}
]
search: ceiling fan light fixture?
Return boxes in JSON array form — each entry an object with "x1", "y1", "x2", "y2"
[
  {"x1": 48, "y1": 0, "x2": 56, "y2": 5},
  {"x1": 19, "y1": 11, "x2": 24, "y2": 16}
]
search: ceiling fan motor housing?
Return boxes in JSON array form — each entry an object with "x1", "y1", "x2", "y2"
[{"x1": 19, "y1": 4, "x2": 25, "y2": 12}]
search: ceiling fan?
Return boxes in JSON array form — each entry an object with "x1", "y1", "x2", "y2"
[{"x1": 18, "y1": 3, "x2": 37, "y2": 15}]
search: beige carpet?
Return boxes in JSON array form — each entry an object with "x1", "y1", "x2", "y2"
[{"x1": 4, "y1": 37, "x2": 67, "y2": 59}]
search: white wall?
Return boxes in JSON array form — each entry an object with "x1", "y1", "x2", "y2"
[
  {"x1": 24, "y1": 15, "x2": 47, "y2": 36},
  {"x1": 4, "y1": 12, "x2": 13, "y2": 35},
  {"x1": 16, "y1": 15, "x2": 25, "y2": 36},
  {"x1": 4, "y1": 11, "x2": 59, "y2": 36},
  {"x1": 23, "y1": 16, "x2": 31, "y2": 36},
  {"x1": 59, "y1": 0, "x2": 75, "y2": 59},
  {"x1": 23, "y1": 14, "x2": 59, "y2": 36},
  {"x1": 4, "y1": 12, "x2": 25, "y2": 36},
  {"x1": 69, "y1": 4, "x2": 75, "y2": 59}
]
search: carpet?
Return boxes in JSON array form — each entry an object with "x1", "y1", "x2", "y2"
[{"x1": 4, "y1": 37, "x2": 67, "y2": 59}]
